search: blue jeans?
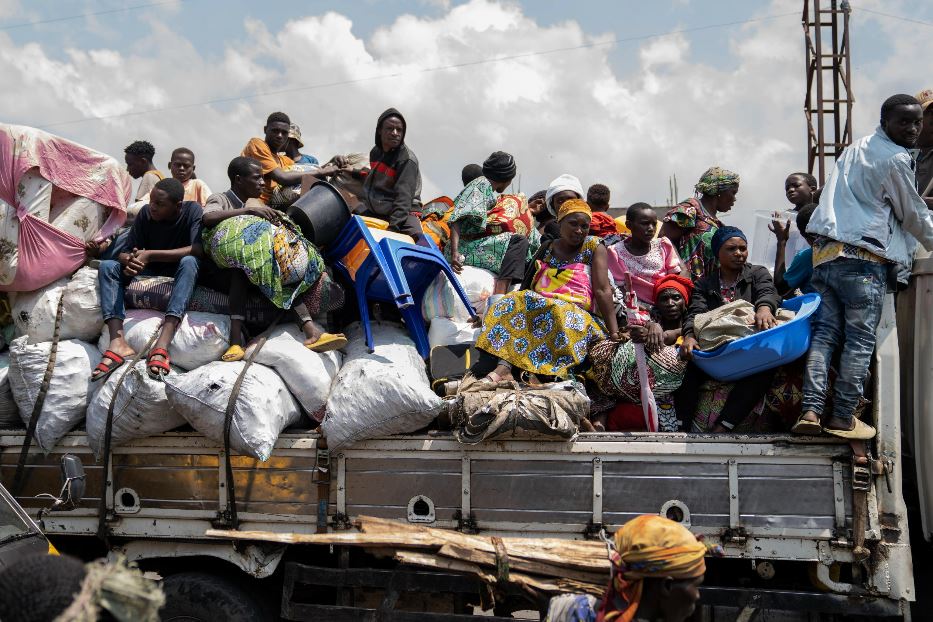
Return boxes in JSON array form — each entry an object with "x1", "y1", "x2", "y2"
[
  {"x1": 99, "y1": 255, "x2": 200, "y2": 322},
  {"x1": 801, "y1": 258, "x2": 887, "y2": 421}
]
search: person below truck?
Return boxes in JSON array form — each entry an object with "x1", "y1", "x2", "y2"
[
  {"x1": 794, "y1": 93, "x2": 933, "y2": 439},
  {"x1": 202, "y1": 156, "x2": 347, "y2": 358},
  {"x1": 676, "y1": 226, "x2": 780, "y2": 433},
  {"x1": 915, "y1": 88, "x2": 933, "y2": 207},
  {"x1": 93, "y1": 177, "x2": 202, "y2": 381},
  {"x1": 447, "y1": 151, "x2": 539, "y2": 310},
  {"x1": 472, "y1": 198, "x2": 620, "y2": 384},
  {"x1": 660, "y1": 166, "x2": 740, "y2": 282},
  {"x1": 167, "y1": 147, "x2": 211, "y2": 205},
  {"x1": 355, "y1": 107, "x2": 424, "y2": 238}
]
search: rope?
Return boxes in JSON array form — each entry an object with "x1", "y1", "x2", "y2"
[
  {"x1": 220, "y1": 311, "x2": 285, "y2": 530},
  {"x1": 96, "y1": 325, "x2": 161, "y2": 543},
  {"x1": 11, "y1": 292, "x2": 65, "y2": 496}
]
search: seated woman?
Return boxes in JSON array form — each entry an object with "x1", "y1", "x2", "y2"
[
  {"x1": 660, "y1": 166, "x2": 740, "y2": 281},
  {"x1": 677, "y1": 226, "x2": 780, "y2": 433},
  {"x1": 447, "y1": 151, "x2": 540, "y2": 306},
  {"x1": 472, "y1": 199, "x2": 620, "y2": 383},
  {"x1": 607, "y1": 203, "x2": 686, "y2": 309},
  {"x1": 203, "y1": 161, "x2": 346, "y2": 360},
  {"x1": 589, "y1": 274, "x2": 694, "y2": 432}
]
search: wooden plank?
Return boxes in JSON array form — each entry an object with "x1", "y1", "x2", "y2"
[{"x1": 434, "y1": 543, "x2": 606, "y2": 585}]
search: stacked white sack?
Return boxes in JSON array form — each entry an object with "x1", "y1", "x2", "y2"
[
  {"x1": 244, "y1": 324, "x2": 341, "y2": 421},
  {"x1": 322, "y1": 322, "x2": 443, "y2": 449},
  {"x1": 11, "y1": 266, "x2": 104, "y2": 343},
  {"x1": 420, "y1": 267, "x2": 494, "y2": 323},
  {"x1": 0, "y1": 353, "x2": 19, "y2": 428},
  {"x1": 97, "y1": 309, "x2": 229, "y2": 370},
  {"x1": 164, "y1": 361, "x2": 300, "y2": 461},
  {"x1": 86, "y1": 360, "x2": 186, "y2": 459},
  {"x1": 8, "y1": 336, "x2": 100, "y2": 451}
]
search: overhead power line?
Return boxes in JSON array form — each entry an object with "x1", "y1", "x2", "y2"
[
  {"x1": 856, "y1": 7, "x2": 933, "y2": 29},
  {"x1": 0, "y1": 0, "x2": 187, "y2": 31},
  {"x1": 37, "y1": 10, "x2": 800, "y2": 129}
]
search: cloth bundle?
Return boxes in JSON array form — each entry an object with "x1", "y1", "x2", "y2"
[
  {"x1": 452, "y1": 373, "x2": 590, "y2": 444},
  {"x1": 694, "y1": 300, "x2": 795, "y2": 351}
]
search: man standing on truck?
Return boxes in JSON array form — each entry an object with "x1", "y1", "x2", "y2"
[
  {"x1": 915, "y1": 88, "x2": 933, "y2": 207},
  {"x1": 794, "y1": 94, "x2": 933, "y2": 439}
]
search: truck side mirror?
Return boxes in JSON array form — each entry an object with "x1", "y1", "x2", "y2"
[{"x1": 57, "y1": 454, "x2": 85, "y2": 511}]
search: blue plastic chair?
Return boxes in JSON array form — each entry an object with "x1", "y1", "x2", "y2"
[
  {"x1": 326, "y1": 216, "x2": 477, "y2": 357},
  {"x1": 691, "y1": 293, "x2": 822, "y2": 382}
]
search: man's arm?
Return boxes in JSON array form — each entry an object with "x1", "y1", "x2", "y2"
[
  {"x1": 886, "y1": 156, "x2": 933, "y2": 250},
  {"x1": 202, "y1": 203, "x2": 279, "y2": 228},
  {"x1": 386, "y1": 159, "x2": 420, "y2": 232}
]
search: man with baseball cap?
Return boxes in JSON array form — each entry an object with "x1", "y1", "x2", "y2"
[{"x1": 915, "y1": 88, "x2": 933, "y2": 206}]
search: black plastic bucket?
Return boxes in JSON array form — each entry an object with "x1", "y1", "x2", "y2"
[{"x1": 287, "y1": 180, "x2": 352, "y2": 247}]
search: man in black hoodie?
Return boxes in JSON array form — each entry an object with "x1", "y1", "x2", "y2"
[{"x1": 359, "y1": 108, "x2": 423, "y2": 237}]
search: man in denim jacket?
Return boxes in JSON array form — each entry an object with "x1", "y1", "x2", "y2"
[{"x1": 794, "y1": 94, "x2": 933, "y2": 439}]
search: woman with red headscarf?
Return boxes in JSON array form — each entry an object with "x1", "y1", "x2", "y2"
[{"x1": 589, "y1": 274, "x2": 694, "y2": 432}]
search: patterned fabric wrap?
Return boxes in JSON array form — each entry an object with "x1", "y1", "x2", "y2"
[
  {"x1": 663, "y1": 197, "x2": 721, "y2": 281},
  {"x1": 597, "y1": 515, "x2": 708, "y2": 622},
  {"x1": 690, "y1": 379, "x2": 768, "y2": 433},
  {"x1": 532, "y1": 262, "x2": 594, "y2": 311},
  {"x1": 446, "y1": 178, "x2": 540, "y2": 273},
  {"x1": 588, "y1": 339, "x2": 686, "y2": 402},
  {"x1": 694, "y1": 166, "x2": 740, "y2": 196},
  {"x1": 420, "y1": 196, "x2": 454, "y2": 248},
  {"x1": 477, "y1": 290, "x2": 606, "y2": 377},
  {"x1": 204, "y1": 214, "x2": 325, "y2": 310}
]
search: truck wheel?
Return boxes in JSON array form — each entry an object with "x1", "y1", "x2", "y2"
[{"x1": 160, "y1": 572, "x2": 270, "y2": 622}]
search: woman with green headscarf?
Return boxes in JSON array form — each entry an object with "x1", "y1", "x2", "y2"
[{"x1": 659, "y1": 166, "x2": 740, "y2": 281}]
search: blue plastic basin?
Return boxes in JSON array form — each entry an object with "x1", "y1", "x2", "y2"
[{"x1": 691, "y1": 293, "x2": 822, "y2": 382}]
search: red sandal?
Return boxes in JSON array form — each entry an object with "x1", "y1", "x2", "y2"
[
  {"x1": 146, "y1": 348, "x2": 171, "y2": 379},
  {"x1": 91, "y1": 350, "x2": 126, "y2": 383}
]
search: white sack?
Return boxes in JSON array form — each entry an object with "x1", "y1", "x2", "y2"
[
  {"x1": 421, "y1": 267, "x2": 495, "y2": 322},
  {"x1": 245, "y1": 325, "x2": 341, "y2": 420},
  {"x1": 427, "y1": 318, "x2": 480, "y2": 350},
  {"x1": 86, "y1": 361, "x2": 186, "y2": 459},
  {"x1": 97, "y1": 309, "x2": 230, "y2": 370},
  {"x1": 0, "y1": 353, "x2": 20, "y2": 428},
  {"x1": 8, "y1": 336, "x2": 101, "y2": 451},
  {"x1": 11, "y1": 267, "x2": 104, "y2": 344},
  {"x1": 164, "y1": 361, "x2": 299, "y2": 461},
  {"x1": 322, "y1": 323, "x2": 443, "y2": 449}
]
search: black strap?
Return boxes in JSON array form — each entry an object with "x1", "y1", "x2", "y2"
[
  {"x1": 519, "y1": 239, "x2": 553, "y2": 291},
  {"x1": 220, "y1": 311, "x2": 286, "y2": 530},
  {"x1": 11, "y1": 293, "x2": 65, "y2": 497},
  {"x1": 96, "y1": 326, "x2": 161, "y2": 543}
]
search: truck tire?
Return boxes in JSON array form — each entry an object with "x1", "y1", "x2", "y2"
[{"x1": 160, "y1": 572, "x2": 270, "y2": 622}]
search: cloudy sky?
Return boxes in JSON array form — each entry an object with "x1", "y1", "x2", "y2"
[{"x1": 2, "y1": 0, "x2": 931, "y2": 240}]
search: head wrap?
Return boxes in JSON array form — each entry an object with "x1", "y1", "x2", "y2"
[
  {"x1": 710, "y1": 225, "x2": 747, "y2": 258},
  {"x1": 288, "y1": 124, "x2": 303, "y2": 148},
  {"x1": 482, "y1": 151, "x2": 517, "y2": 182},
  {"x1": 557, "y1": 198, "x2": 591, "y2": 222},
  {"x1": 545, "y1": 174, "x2": 585, "y2": 216},
  {"x1": 653, "y1": 274, "x2": 694, "y2": 304},
  {"x1": 598, "y1": 515, "x2": 713, "y2": 622},
  {"x1": 694, "y1": 166, "x2": 740, "y2": 196},
  {"x1": 916, "y1": 88, "x2": 933, "y2": 112}
]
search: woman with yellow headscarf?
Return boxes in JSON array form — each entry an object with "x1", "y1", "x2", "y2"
[{"x1": 473, "y1": 198, "x2": 620, "y2": 382}]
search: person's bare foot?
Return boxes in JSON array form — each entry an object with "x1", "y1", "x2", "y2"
[
  {"x1": 484, "y1": 364, "x2": 514, "y2": 383},
  {"x1": 301, "y1": 320, "x2": 325, "y2": 347}
]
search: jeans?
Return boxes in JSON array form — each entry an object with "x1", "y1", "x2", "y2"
[
  {"x1": 801, "y1": 258, "x2": 887, "y2": 421},
  {"x1": 99, "y1": 255, "x2": 200, "y2": 322},
  {"x1": 98, "y1": 229, "x2": 131, "y2": 262}
]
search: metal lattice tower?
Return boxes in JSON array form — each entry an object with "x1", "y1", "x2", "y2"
[{"x1": 803, "y1": 0, "x2": 854, "y2": 184}]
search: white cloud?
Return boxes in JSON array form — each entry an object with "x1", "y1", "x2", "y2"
[{"x1": 0, "y1": 0, "x2": 928, "y2": 245}]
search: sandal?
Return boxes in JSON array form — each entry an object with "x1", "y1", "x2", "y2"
[
  {"x1": 824, "y1": 418, "x2": 876, "y2": 440},
  {"x1": 791, "y1": 412, "x2": 822, "y2": 435},
  {"x1": 221, "y1": 344, "x2": 245, "y2": 362},
  {"x1": 91, "y1": 350, "x2": 127, "y2": 382},
  {"x1": 306, "y1": 332, "x2": 348, "y2": 353},
  {"x1": 147, "y1": 348, "x2": 171, "y2": 380}
]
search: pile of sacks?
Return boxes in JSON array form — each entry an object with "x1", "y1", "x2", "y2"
[{"x1": 0, "y1": 265, "x2": 448, "y2": 460}]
